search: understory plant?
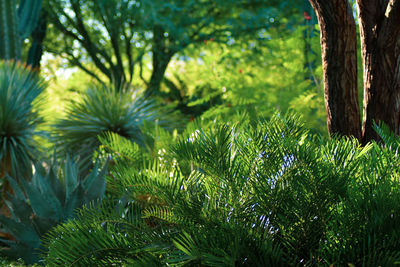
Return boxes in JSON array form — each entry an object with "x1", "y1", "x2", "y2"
[
  {"x1": 53, "y1": 85, "x2": 171, "y2": 175},
  {"x1": 42, "y1": 113, "x2": 400, "y2": 266},
  {"x1": 0, "y1": 155, "x2": 107, "y2": 264},
  {"x1": 0, "y1": 61, "x2": 45, "y2": 192}
]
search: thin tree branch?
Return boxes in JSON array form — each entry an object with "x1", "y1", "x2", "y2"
[
  {"x1": 94, "y1": 1, "x2": 126, "y2": 83},
  {"x1": 69, "y1": 0, "x2": 115, "y2": 76}
]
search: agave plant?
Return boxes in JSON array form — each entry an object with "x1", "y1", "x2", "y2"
[
  {"x1": 53, "y1": 85, "x2": 171, "y2": 175},
  {"x1": 0, "y1": 155, "x2": 107, "y2": 264},
  {"x1": 42, "y1": 113, "x2": 400, "y2": 266},
  {"x1": 0, "y1": 60, "x2": 45, "y2": 193}
]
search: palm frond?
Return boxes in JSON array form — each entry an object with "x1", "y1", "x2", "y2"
[
  {"x1": 42, "y1": 112, "x2": 400, "y2": 266},
  {"x1": 0, "y1": 61, "x2": 46, "y2": 179},
  {"x1": 53, "y1": 85, "x2": 169, "y2": 175},
  {"x1": 43, "y1": 201, "x2": 168, "y2": 266},
  {"x1": 373, "y1": 120, "x2": 400, "y2": 149}
]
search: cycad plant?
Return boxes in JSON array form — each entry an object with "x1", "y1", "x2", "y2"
[
  {"x1": 53, "y1": 85, "x2": 170, "y2": 175},
  {"x1": 0, "y1": 61, "x2": 45, "y2": 191},
  {"x1": 0, "y1": 155, "x2": 107, "y2": 264},
  {"x1": 42, "y1": 113, "x2": 400, "y2": 266}
]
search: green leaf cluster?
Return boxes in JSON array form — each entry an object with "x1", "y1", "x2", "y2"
[
  {"x1": 167, "y1": 25, "x2": 325, "y2": 135},
  {"x1": 0, "y1": 156, "x2": 107, "y2": 264},
  {"x1": 42, "y1": 113, "x2": 400, "y2": 266},
  {"x1": 52, "y1": 85, "x2": 172, "y2": 175},
  {"x1": 0, "y1": 61, "x2": 45, "y2": 180}
]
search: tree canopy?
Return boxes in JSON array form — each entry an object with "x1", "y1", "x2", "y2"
[{"x1": 44, "y1": 0, "x2": 303, "y2": 95}]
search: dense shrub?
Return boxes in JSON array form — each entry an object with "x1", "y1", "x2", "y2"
[{"x1": 42, "y1": 114, "x2": 400, "y2": 266}]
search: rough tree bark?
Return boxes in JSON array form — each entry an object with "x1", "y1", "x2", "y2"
[
  {"x1": 308, "y1": 0, "x2": 400, "y2": 143},
  {"x1": 308, "y1": 0, "x2": 362, "y2": 141},
  {"x1": 358, "y1": 0, "x2": 400, "y2": 142}
]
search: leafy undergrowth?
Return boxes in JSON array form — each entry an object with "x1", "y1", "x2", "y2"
[
  {"x1": 0, "y1": 257, "x2": 28, "y2": 267},
  {"x1": 37, "y1": 113, "x2": 400, "y2": 266}
]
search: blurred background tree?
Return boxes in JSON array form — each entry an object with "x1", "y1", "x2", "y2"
[
  {"x1": 38, "y1": 0, "x2": 327, "y2": 135},
  {"x1": 43, "y1": 0, "x2": 303, "y2": 94}
]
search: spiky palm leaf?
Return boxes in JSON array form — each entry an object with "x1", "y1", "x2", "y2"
[
  {"x1": 53, "y1": 85, "x2": 169, "y2": 175},
  {"x1": 318, "y1": 140, "x2": 400, "y2": 266},
  {"x1": 373, "y1": 121, "x2": 400, "y2": 149},
  {"x1": 0, "y1": 61, "x2": 45, "y2": 180}
]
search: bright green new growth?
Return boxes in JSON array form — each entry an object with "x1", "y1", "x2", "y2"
[
  {"x1": 0, "y1": 0, "x2": 42, "y2": 60},
  {"x1": 0, "y1": 156, "x2": 107, "y2": 264}
]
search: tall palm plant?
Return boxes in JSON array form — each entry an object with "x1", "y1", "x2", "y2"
[{"x1": 0, "y1": 61, "x2": 45, "y2": 189}]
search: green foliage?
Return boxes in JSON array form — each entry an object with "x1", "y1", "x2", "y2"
[
  {"x1": 0, "y1": 61, "x2": 45, "y2": 180},
  {"x1": 0, "y1": 155, "x2": 107, "y2": 264},
  {"x1": 373, "y1": 121, "x2": 400, "y2": 149},
  {"x1": 42, "y1": 113, "x2": 400, "y2": 266},
  {"x1": 53, "y1": 85, "x2": 170, "y2": 174},
  {"x1": 43, "y1": 201, "x2": 169, "y2": 266},
  {"x1": 169, "y1": 25, "x2": 325, "y2": 135},
  {"x1": 44, "y1": 0, "x2": 304, "y2": 92},
  {"x1": 0, "y1": 0, "x2": 43, "y2": 60}
]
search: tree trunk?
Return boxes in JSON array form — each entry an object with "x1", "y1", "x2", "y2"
[
  {"x1": 147, "y1": 25, "x2": 174, "y2": 96},
  {"x1": 357, "y1": 0, "x2": 400, "y2": 143},
  {"x1": 308, "y1": 0, "x2": 362, "y2": 141},
  {"x1": 147, "y1": 54, "x2": 172, "y2": 96}
]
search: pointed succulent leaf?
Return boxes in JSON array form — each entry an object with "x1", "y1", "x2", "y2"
[
  {"x1": 34, "y1": 170, "x2": 63, "y2": 220},
  {"x1": 33, "y1": 161, "x2": 47, "y2": 176},
  {"x1": 83, "y1": 161, "x2": 107, "y2": 202},
  {"x1": 47, "y1": 164, "x2": 65, "y2": 206},
  {"x1": 0, "y1": 238, "x2": 15, "y2": 246},
  {"x1": 64, "y1": 184, "x2": 84, "y2": 219},
  {"x1": 31, "y1": 215, "x2": 59, "y2": 236},
  {"x1": 0, "y1": 214, "x2": 39, "y2": 247},
  {"x1": 0, "y1": 241, "x2": 41, "y2": 265},
  {"x1": 64, "y1": 155, "x2": 79, "y2": 203},
  {"x1": 20, "y1": 178, "x2": 58, "y2": 219},
  {"x1": 5, "y1": 175, "x2": 25, "y2": 200},
  {"x1": 82, "y1": 160, "x2": 99, "y2": 189},
  {"x1": 5, "y1": 195, "x2": 33, "y2": 224}
]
